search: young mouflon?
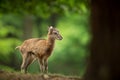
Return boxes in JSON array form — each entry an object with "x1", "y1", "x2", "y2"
[{"x1": 16, "y1": 26, "x2": 63, "y2": 73}]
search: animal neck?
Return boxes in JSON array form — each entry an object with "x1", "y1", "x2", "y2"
[{"x1": 47, "y1": 35, "x2": 55, "y2": 47}]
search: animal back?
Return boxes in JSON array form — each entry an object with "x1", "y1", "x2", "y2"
[{"x1": 19, "y1": 38, "x2": 45, "y2": 53}]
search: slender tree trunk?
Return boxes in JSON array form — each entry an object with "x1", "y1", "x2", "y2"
[
  {"x1": 49, "y1": 13, "x2": 58, "y2": 27},
  {"x1": 23, "y1": 15, "x2": 34, "y2": 39},
  {"x1": 84, "y1": 0, "x2": 120, "y2": 80},
  {"x1": 36, "y1": 17, "x2": 43, "y2": 37}
]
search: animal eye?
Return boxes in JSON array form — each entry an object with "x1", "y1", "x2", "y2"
[{"x1": 54, "y1": 32, "x2": 57, "y2": 34}]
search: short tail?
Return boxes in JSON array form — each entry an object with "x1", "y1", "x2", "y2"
[{"x1": 15, "y1": 46, "x2": 20, "y2": 50}]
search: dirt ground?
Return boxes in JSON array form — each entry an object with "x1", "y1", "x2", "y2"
[{"x1": 0, "y1": 70, "x2": 81, "y2": 80}]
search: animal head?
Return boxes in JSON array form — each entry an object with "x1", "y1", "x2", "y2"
[{"x1": 48, "y1": 26, "x2": 63, "y2": 40}]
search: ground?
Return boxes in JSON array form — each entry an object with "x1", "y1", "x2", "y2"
[{"x1": 0, "y1": 70, "x2": 81, "y2": 80}]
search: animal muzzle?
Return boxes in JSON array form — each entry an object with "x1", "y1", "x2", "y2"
[{"x1": 56, "y1": 34, "x2": 63, "y2": 40}]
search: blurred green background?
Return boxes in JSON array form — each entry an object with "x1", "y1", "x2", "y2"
[{"x1": 0, "y1": 0, "x2": 90, "y2": 76}]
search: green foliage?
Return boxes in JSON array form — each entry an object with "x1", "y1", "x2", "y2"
[
  {"x1": 0, "y1": 21, "x2": 21, "y2": 54},
  {"x1": 0, "y1": 18, "x2": 22, "y2": 68},
  {"x1": 0, "y1": 0, "x2": 89, "y2": 18},
  {"x1": 0, "y1": 65, "x2": 15, "y2": 72}
]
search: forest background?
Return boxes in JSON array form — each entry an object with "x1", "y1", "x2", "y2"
[{"x1": 0, "y1": 0, "x2": 90, "y2": 76}]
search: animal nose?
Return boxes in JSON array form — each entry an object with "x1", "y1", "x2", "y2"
[{"x1": 59, "y1": 35, "x2": 63, "y2": 40}]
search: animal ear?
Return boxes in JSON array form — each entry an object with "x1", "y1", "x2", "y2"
[
  {"x1": 48, "y1": 26, "x2": 53, "y2": 34},
  {"x1": 49, "y1": 26, "x2": 53, "y2": 29}
]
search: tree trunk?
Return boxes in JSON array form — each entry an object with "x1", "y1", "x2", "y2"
[
  {"x1": 23, "y1": 15, "x2": 34, "y2": 39},
  {"x1": 84, "y1": 0, "x2": 120, "y2": 80},
  {"x1": 36, "y1": 17, "x2": 43, "y2": 37},
  {"x1": 49, "y1": 13, "x2": 58, "y2": 27}
]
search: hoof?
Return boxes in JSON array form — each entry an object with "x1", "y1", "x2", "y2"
[
  {"x1": 43, "y1": 74, "x2": 49, "y2": 79},
  {"x1": 21, "y1": 69, "x2": 26, "y2": 74}
]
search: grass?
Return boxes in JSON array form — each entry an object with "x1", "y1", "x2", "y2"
[{"x1": 0, "y1": 70, "x2": 81, "y2": 80}]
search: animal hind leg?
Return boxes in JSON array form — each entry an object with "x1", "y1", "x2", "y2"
[{"x1": 21, "y1": 52, "x2": 35, "y2": 73}]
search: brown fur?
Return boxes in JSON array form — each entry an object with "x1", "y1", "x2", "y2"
[{"x1": 16, "y1": 26, "x2": 63, "y2": 73}]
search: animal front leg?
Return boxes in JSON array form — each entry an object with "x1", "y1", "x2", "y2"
[
  {"x1": 44, "y1": 59, "x2": 48, "y2": 73},
  {"x1": 38, "y1": 59, "x2": 45, "y2": 73}
]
